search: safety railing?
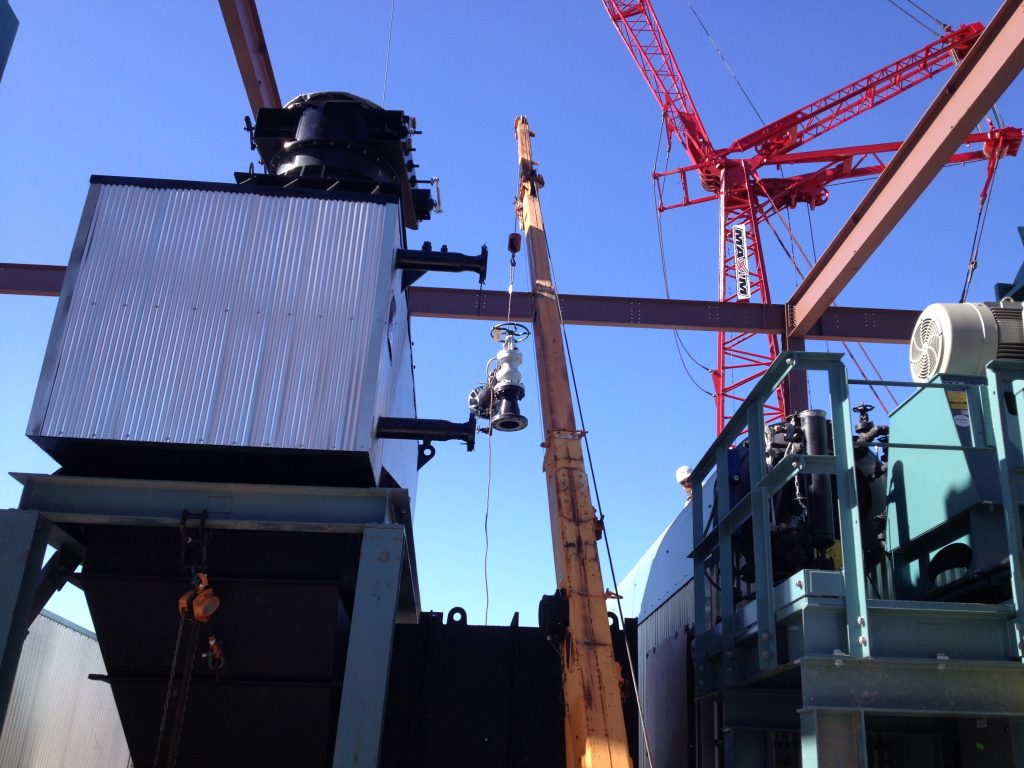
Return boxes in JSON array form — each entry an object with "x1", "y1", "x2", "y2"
[
  {"x1": 689, "y1": 351, "x2": 865, "y2": 676},
  {"x1": 688, "y1": 353, "x2": 1024, "y2": 683}
]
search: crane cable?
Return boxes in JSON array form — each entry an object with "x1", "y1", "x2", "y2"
[
  {"x1": 652, "y1": 120, "x2": 715, "y2": 397},
  {"x1": 686, "y1": 1, "x2": 765, "y2": 125},
  {"x1": 753, "y1": 174, "x2": 900, "y2": 412},
  {"x1": 960, "y1": 157, "x2": 1000, "y2": 303},
  {"x1": 535, "y1": 221, "x2": 657, "y2": 768},
  {"x1": 381, "y1": 0, "x2": 397, "y2": 106},
  {"x1": 883, "y1": 0, "x2": 944, "y2": 36}
]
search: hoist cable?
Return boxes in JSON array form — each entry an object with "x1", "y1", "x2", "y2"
[
  {"x1": 903, "y1": 0, "x2": 947, "y2": 30},
  {"x1": 754, "y1": 176, "x2": 899, "y2": 410},
  {"x1": 884, "y1": 0, "x2": 942, "y2": 35},
  {"x1": 960, "y1": 162, "x2": 999, "y2": 303},
  {"x1": 651, "y1": 120, "x2": 715, "y2": 397},
  {"x1": 687, "y1": 1, "x2": 765, "y2": 125},
  {"x1": 483, "y1": 424, "x2": 492, "y2": 625},
  {"x1": 381, "y1": 0, "x2": 397, "y2": 106}
]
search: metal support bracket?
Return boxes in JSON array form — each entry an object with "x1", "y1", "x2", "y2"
[
  {"x1": 0, "y1": 510, "x2": 51, "y2": 732},
  {"x1": 333, "y1": 525, "x2": 406, "y2": 768}
]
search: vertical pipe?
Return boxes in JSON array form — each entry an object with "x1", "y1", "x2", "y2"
[{"x1": 799, "y1": 409, "x2": 836, "y2": 549}]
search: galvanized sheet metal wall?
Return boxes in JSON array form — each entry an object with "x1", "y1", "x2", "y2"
[
  {"x1": 0, "y1": 612, "x2": 131, "y2": 768},
  {"x1": 638, "y1": 584, "x2": 694, "y2": 768},
  {"x1": 31, "y1": 181, "x2": 405, "y2": 464}
]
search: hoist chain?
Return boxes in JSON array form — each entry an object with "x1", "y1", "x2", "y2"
[
  {"x1": 166, "y1": 620, "x2": 201, "y2": 768},
  {"x1": 153, "y1": 611, "x2": 186, "y2": 768},
  {"x1": 152, "y1": 510, "x2": 223, "y2": 768}
]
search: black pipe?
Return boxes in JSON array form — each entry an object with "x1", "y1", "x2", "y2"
[
  {"x1": 799, "y1": 409, "x2": 836, "y2": 549},
  {"x1": 376, "y1": 415, "x2": 476, "y2": 452},
  {"x1": 396, "y1": 242, "x2": 487, "y2": 288}
]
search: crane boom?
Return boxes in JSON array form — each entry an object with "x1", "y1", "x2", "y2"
[
  {"x1": 515, "y1": 116, "x2": 634, "y2": 768},
  {"x1": 729, "y1": 23, "x2": 984, "y2": 157},
  {"x1": 602, "y1": 0, "x2": 1020, "y2": 430},
  {"x1": 602, "y1": 1, "x2": 716, "y2": 178}
]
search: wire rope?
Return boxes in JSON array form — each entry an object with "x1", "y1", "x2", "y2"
[
  {"x1": 381, "y1": 0, "x2": 397, "y2": 106},
  {"x1": 884, "y1": 0, "x2": 942, "y2": 35},
  {"x1": 960, "y1": 162, "x2": 999, "y2": 303},
  {"x1": 686, "y1": 1, "x2": 765, "y2": 124},
  {"x1": 651, "y1": 119, "x2": 715, "y2": 396}
]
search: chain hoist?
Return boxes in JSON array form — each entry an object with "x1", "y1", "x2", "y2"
[{"x1": 153, "y1": 512, "x2": 225, "y2": 768}]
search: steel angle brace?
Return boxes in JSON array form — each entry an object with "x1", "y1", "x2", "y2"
[
  {"x1": 0, "y1": 510, "x2": 82, "y2": 732},
  {"x1": 987, "y1": 360, "x2": 1024, "y2": 662}
]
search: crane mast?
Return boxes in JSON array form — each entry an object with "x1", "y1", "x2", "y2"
[
  {"x1": 603, "y1": 0, "x2": 1021, "y2": 431},
  {"x1": 515, "y1": 116, "x2": 634, "y2": 768}
]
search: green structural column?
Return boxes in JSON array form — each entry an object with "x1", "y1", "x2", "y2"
[
  {"x1": 333, "y1": 524, "x2": 406, "y2": 768},
  {"x1": 0, "y1": 1, "x2": 17, "y2": 83},
  {"x1": 0, "y1": 510, "x2": 49, "y2": 733},
  {"x1": 800, "y1": 709, "x2": 868, "y2": 768}
]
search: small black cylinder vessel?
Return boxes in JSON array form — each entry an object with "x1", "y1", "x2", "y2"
[{"x1": 799, "y1": 409, "x2": 836, "y2": 549}]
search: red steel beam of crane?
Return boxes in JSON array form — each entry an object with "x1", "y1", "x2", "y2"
[
  {"x1": 788, "y1": 0, "x2": 1024, "y2": 337},
  {"x1": 729, "y1": 24, "x2": 984, "y2": 157},
  {"x1": 0, "y1": 263, "x2": 917, "y2": 343},
  {"x1": 218, "y1": 0, "x2": 281, "y2": 115}
]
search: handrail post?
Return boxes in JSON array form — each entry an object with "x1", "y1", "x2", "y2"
[{"x1": 826, "y1": 359, "x2": 870, "y2": 658}]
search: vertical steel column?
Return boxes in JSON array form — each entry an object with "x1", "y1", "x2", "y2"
[
  {"x1": 746, "y1": 400, "x2": 777, "y2": 671},
  {"x1": 987, "y1": 362, "x2": 1024, "y2": 660},
  {"x1": 799, "y1": 709, "x2": 868, "y2": 768},
  {"x1": 716, "y1": 445, "x2": 737, "y2": 686},
  {"x1": 333, "y1": 524, "x2": 406, "y2": 768},
  {"x1": 690, "y1": 480, "x2": 707, "y2": 635},
  {"x1": 1009, "y1": 717, "x2": 1024, "y2": 767},
  {"x1": 724, "y1": 728, "x2": 767, "y2": 765},
  {"x1": 826, "y1": 360, "x2": 870, "y2": 657},
  {"x1": 0, "y1": 510, "x2": 49, "y2": 732}
]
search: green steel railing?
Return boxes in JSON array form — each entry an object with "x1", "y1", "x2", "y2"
[{"x1": 689, "y1": 353, "x2": 1024, "y2": 683}]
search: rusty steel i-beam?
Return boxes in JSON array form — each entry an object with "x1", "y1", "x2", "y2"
[
  {"x1": 0, "y1": 263, "x2": 917, "y2": 343},
  {"x1": 787, "y1": 0, "x2": 1024, "y2": 337}
]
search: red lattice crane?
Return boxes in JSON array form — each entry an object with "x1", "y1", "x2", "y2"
[{"x1": 603, "y1": 1, "x2": 1022, "y2": 431}]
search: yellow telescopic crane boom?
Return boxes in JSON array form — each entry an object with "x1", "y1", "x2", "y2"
[{"x1": 514, "y1": 115, "x2": 634, "y2": 768}]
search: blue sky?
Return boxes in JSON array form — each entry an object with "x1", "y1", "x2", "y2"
[{"x1": 2, "y1": 1, "x2": 1022, "y2": 629}]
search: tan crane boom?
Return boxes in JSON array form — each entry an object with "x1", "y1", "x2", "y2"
[{"x1": 514, "y1": 115, "x2": 635, "y2": 768}]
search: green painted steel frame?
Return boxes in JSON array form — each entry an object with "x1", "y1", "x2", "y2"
[
  {"x1": 686, "y1": 353, "x2": 1024, "y2": 766},
  {"x1": 0, "y1": 473, "x2": 419, "y2": 766},
  {"x1": 987, "y1": 360, "x2": 1024, "y2": 660},
  {"x1": 690, "y1": 352, "x2": 869, "y2": 672}
]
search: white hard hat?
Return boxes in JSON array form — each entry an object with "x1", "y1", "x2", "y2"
[{"x1": 675, "y1": 465, "x2": 692, "y2": 484}]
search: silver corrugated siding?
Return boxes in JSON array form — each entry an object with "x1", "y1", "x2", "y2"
[
  {"x1": 32, "y1": 182, "x2": 401, "y2": 455},
  {"x1": 0, "y1": 612, "x2": 131, "y2": 768},
  {"x1": 638, "y1": 584, "x2": 694, "y2": 768}
]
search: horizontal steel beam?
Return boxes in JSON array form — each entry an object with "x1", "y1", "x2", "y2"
[
  {"x1": 0, "y1": 262, "x2": 65, "y2": 296},
  {"x1": 0, "y1": 264, "x2": 918, "y2": 343},
  {"x1": 787, "y1": 0, "x2": 1024, "y2": 336},
  {"x1": 406, "y1": 286, "x2": 917, "y2": 343}
]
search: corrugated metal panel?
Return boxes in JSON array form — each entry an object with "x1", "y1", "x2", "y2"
[
  {"x1": 0, "y1": 612, "x2": 131, "y2": 768},
  {"x1": 638, "y1": 584, "x2": 694, "y2": 768},
  {"x1": 31, "y1": 181, "x2": 404, "y2": 458}
]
